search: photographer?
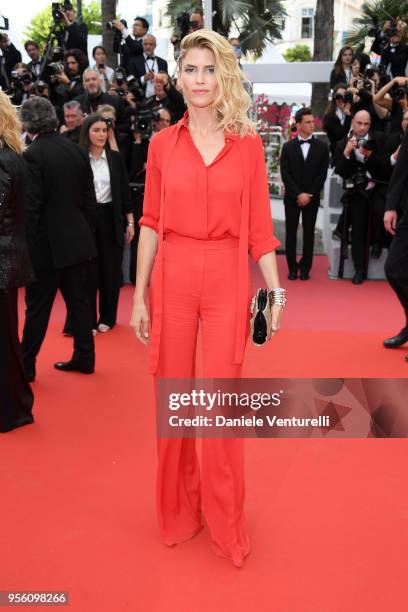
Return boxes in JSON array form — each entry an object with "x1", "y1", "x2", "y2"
[
  {"x1": 126, "y1": 106, "x2": 173, "y2": 284},
  {"x1": 127, "y1": 34, "x2": 168, "y2": 97},
  {"x1": 349, "y1": 67, "x2": 388, "y2": 131},
  {"x1": 373, "y1": 76, "x2": 408, "y2": 133},
  {"x1": 9, "y1": 63, "x2": 34, "y2": 106},
  {"x1": 145, "y1": 72, "x2": 186, "y2": 121},
  {"x1": 54, "y1": 1, "x2": 88, "y2": 56},
  {"x1": 323, "y1": 84, "x2": 352, "y2": 158},
  {"x1": 334, "y1": 110, "x2": 388, "y2": 284},
  {"x1": 371, "y1": 19, "x2": 408, "y2": 79},
  {"x1": 92, "y1": 45, "x2": 114, "y2": 93},
  {"x1": 51, "y1": 48, "x2": 87, "y2": 105},
  {"x1": 0, "y1": 33, "x2": 21, "y2": 80},
  {"x1": 112, "y1": 17, "x2": 148, "y2": 74}
]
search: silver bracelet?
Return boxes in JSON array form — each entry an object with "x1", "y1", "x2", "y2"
[{"x1": 269, "y1": 288, "x2": 286, "y2": 307}]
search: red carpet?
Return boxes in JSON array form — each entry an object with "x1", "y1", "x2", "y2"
[{"x1": 1, "y1": 255, "x2": 407, "y2": 611}]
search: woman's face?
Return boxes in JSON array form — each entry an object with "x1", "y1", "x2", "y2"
[
  {"x1": 351, "y1": 60, "x2": 360, "y2": 75},
  {"x1": 89, "y1": 121, "x2": 108, "y2": 148},
  {"x1": 342, "y1": 49, "x2": 353, "y2": 65},
  {"x1": 94, "y1": 48, "x2": 106, "y2": 66},
  {"x1": 179, "y1": 47, "x2": 219, "y2": 109}
]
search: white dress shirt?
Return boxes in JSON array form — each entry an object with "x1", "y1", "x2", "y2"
[
  {"x1": 140, "y1": 53, "x2": 158, "y2": 98},
  {"x1": 89, "y1": 150, "x2": 112, "y2": 203},
  {"x1": 336, "y1": 107, "x2": 346, "y2": 125},
  {"x1": 298, "y1": 136, "x2": 313, "y2": 160}
]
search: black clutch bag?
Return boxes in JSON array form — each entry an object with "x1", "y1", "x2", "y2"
[{"x1": 250, "y1": 288, "x2": 272, "y2": 346}]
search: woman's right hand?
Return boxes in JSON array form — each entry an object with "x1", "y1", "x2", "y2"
[{"x1": 130, "y1": 299, "x2": 150, "y2": 344}]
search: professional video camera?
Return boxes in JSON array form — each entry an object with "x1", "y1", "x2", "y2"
[{"x1": 51, "y1": 1, "x2": 72, "y2": 24}]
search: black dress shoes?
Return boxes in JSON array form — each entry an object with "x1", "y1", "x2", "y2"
[
  {"x1": 54, "y1": 360, "x2": 94, "y2": 374},
  {"x1": 383, "y1": 327, "x2": 408, "y2": 348},
  {"x1": 299, "y1": 271, "x2": 310, "y2": 280},
  {"x1": 287, "y1": 271, "x2": 298, "y2": 280},
  {"x1": 352, "y1": 272, "x2": 365, "y2": 285}
]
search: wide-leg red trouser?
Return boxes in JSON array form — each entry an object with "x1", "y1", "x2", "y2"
[{"x1": 151, "y1": 233, "x2": 251, "y2": 566}]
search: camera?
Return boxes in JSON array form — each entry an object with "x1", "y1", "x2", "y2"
[
  {"x1": 343, "y1": 90, "x2": 354, "y2": 103},
  {"x1": 106, "y1": 18, "x2": 127, "y2": 31},
  {"x1": 51, "y1": 2, "x2": 72, "y2": 23},
  {"x1": 10, "y1": 70, "x2": 32, "y2": 89},
  {"x1": 344, "y1": 166, "x2": 369, "y2": 192},
  {"x1": 132, "y1": 108, "x2": 161, "y2": 137},
  {"x1": 114, "y1": 67, "x2": 126, "y2": 86},
  {"x1": 34, "y1": 80, "x2": 48, "y2": 95},
  {"x1": 103, "y1": 116, "x2": 114, "y2": 130},
  {"x1": 390, "y1": 81, "x2": 408, "y2": 101}
]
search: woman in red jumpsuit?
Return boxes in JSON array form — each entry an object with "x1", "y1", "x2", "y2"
[{"x1": 131, "y1": 29, "x2": 285, "y2": 567}]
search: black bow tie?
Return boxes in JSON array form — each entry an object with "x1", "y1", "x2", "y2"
[
  {"x1": 147, "y1": 56, "x2": 155, "y2": 61},
  {"x1": 299, "y1": 139, "x2": 312, "y2": 145}
]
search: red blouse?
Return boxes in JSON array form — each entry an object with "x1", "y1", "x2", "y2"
[{"x1": 139, "y1": 111, "x2": 280, "y2": 262}]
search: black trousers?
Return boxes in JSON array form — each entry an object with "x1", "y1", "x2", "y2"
[
  {"x1": 22, "y1": 261, "x2": 95, "y2": 371},
  {"x1": 0, "y1": 288, "x2": 34, "y2": 432},
  {"x1": 285, "y1": 202, "x2": 319, "y2": 274},
  {"x1": 384, "y1": 211, "x2": 408, "y2": 324},
  {"x1": 90, "y1": 204, "x2": 123, "y2": 328}
]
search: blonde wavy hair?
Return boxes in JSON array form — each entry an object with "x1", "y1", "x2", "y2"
[
  {"x1": 0, "y1": 91, "x2": 25, "y2": 154},
  {"x1": 177, "y1": 29, "x2": 256, "y2": 137}
]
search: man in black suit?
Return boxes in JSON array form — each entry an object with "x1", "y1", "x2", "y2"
[
  {"x1": 24, "y1": 41, "x2": 43, "y2": 79},
  {"x1": 334, "y1": 110, "x2": 388, "y2": 284},
  {"x1": 113, "y1": 16, "x2": 148, "y2": 75},
  {"x1": 280, "y1": 108, "x2": 329, "y2": 280},
  {"x1": 383, "y1": 124, "x2": 408, "y2": 359},
  {"x1": 20, "y1": 98, "x2": 97, "y2": 381},
  {"x1": 127, "y1": 34, "x2": 168, "y2": 97}
]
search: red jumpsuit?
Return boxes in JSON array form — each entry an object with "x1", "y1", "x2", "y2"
[{"x1": 140, "y1": 111, "x2": 280, "y2": 566}]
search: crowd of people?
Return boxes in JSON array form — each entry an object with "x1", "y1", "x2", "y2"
[{"x1": 2, "y1": 8, "x2": 408, "y2": 435}]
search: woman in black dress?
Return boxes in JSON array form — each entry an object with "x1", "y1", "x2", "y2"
[
  {"x1": 0, "y1": 91, "x2": 34, "y2": 432},
  {"x1": 329, "y1": 46, "x2": 354, "y2": 89}
]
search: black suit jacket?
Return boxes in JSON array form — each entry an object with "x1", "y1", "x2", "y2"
[
  {"x1": 24, "y1": 132, "x2": 97, "y2": 270},
  {"x1": 385, "y1": 127, "x2": 408, "y2": 213},
  {"x1": 334, "y1": 132, "x2": 388, "y2": 183},
  {"x1": 323, "y1": 111, "x2": 352, "y2": 158},
  {"x1": 371, "y1": 41, "x2": 408, "y2": 78},
  {"x1": 65, "y1": 21, "x2": 88, "y2": 56},
  {"x1": 104, "y1": 148, "x2": 132, "y2": 246},
  {"x1": 127, "y1": 54, "x2": 168, "y2": 82},
  {"x1": 280, "y1": 137, "x2": 329, "y2": 206}
]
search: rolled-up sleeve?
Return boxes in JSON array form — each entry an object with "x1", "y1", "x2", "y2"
[
  {"x1": 248, "y1": 134, "x2": 281, "y2": 262},
  {"x1": 139, "y1": 139, "x2": 161, "y2": 232}
]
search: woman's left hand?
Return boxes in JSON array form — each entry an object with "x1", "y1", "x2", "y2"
[
  {"x1": 270, "y1": 304, "x2": 284, "y2": 336},
  {"x1": 125, "y1": 225, "x2": 135, "y2": 244}
]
